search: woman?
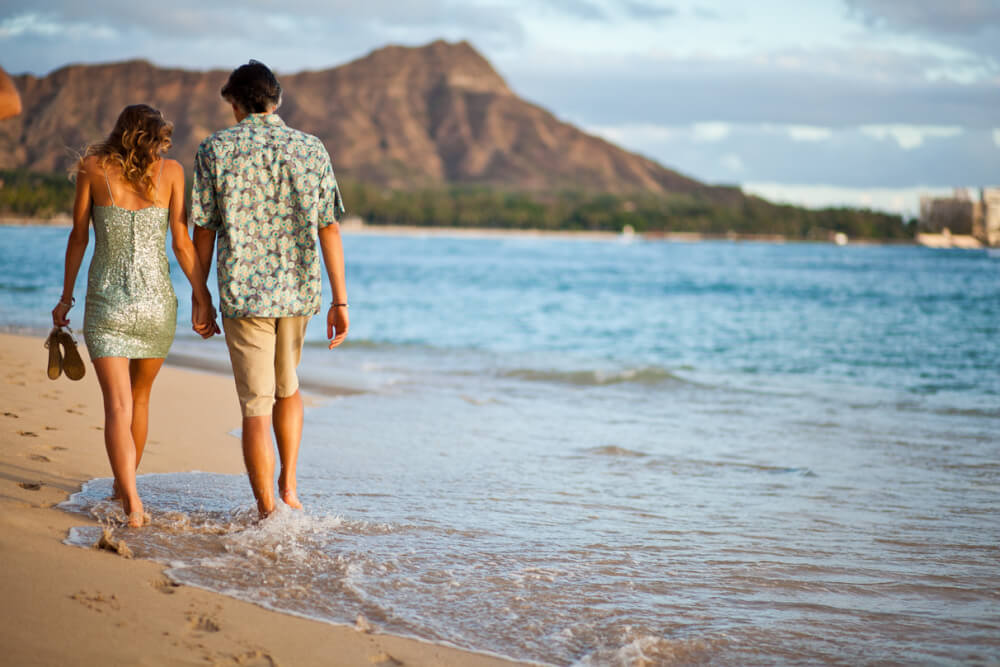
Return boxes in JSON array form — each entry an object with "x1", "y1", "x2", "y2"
[{"x1": 52, "y1": 104, "x2": 218, "y2": 527}]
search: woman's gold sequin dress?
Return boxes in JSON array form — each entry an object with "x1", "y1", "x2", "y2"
[{"x1": 83, "y1": 172, "x2": 177, "y2": 359}]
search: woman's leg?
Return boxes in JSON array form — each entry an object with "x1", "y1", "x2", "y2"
[
  {"x1": 129, "y1": 357, "x2": 165, "y2": 468},
  {"x1": 92, "y1": 356, "x2": 145, "y2": 526}
]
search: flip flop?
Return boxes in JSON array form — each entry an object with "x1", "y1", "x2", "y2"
[
  {"x1": 57, "y1": 327, "x2": 86, "y2": 381},
  {"x1": 44, "y1": 327, "x2": 62, "y2": 380}
]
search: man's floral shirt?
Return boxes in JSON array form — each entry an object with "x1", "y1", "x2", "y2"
[{"x1": 191, "y1": 113, "x2": 344, "y2": 318}]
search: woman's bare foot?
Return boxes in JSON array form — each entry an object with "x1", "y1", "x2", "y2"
[
  {"x1": 109, "y1": 479, "x2": 122, "y2": 501},
  {"x1": 280, "y1": 487, "x2": 303, "y2": 510}
]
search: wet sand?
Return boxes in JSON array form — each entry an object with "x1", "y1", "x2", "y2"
[{"x1": 0, "y1": 332, "x2": 525, "y2": 667}]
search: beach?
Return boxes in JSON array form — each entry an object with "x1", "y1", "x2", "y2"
[{"x1": 0, "y1": 332, "x2": 524, "y2": 667}]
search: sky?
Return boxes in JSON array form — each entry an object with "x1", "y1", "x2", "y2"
[{"x1": 2, "y1": 0, "x2": 998, "y2": 216}]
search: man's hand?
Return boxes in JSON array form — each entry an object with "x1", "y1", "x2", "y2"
[
  {"x1": 192, "y1": 292, "x2": 221, "y2": 339},
  {"x1": 327, "y1": 305, "x2": 349, "y2": 349}
]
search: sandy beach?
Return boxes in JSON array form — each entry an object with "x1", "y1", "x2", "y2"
[{"x1": 0, "y1": 332, "x2": 525, "y2": 667}]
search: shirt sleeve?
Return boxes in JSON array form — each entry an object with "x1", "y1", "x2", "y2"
[
  {"x1": 316, "y1": 149, "x2": 345, "y2": 229},
  {"x1": 190, "y1": 142, "x2": 222, "y2": 230}
]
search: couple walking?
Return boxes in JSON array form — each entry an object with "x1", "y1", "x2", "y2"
[{"x1": 51, "y1": 61, "x2": 348, "y2": 527}]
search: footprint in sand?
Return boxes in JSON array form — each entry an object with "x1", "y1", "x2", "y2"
[
  {"x1": 369, "y1": 653, "x2": 404, "y2": 666},
  {"x1": 220, "y1": 651, "x2": 278, "y2": 667},
  {"x1": 17, "y1": 430, "x2": 38, "y2": 438},
  {"x1": 66, "y1": 409, "x2": 83, "y2": 415},
  {"x1": 29, "y1": 454, "x2": 50, "y2": 462},
  {"x1": 152, "y1": 577, "x2": 180, "y2": 595},
  {"x1": 70, "y1": 591, "x2": 121, "y2": 613},
  {"x1": 51, "y1": 445, "x2": 67, "y2": 451},
  {"x1": 18, "y1": 482, "x2": 42, "y2": 491},
  {"x1": 3, "y1": 412, "x2": 17, "y2": 418},
  {"x1": 186, "y1": 612, "x2": 221, "y2": 633}
]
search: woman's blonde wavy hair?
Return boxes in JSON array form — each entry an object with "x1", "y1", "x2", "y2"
[{"x1": 84, "y1": 104, "x2": 172, "y2": 200}]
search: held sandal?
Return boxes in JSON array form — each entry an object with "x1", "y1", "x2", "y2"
[
  {"x1": 57, "y1": 326, "x2": 86, "y2": 381},
  {"x1": 44, "y1": 327, "x2": 63, "y2": 380}
]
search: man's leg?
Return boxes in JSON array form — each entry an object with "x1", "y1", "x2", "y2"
[
  {"x1": 223, "y1": 317, "x2": 279, "y2": 517},
  {"x1": 242, "y1": 414, "x2": 276, "y2": 516},
  {"x1": 273, "y1": 316, "x2": 309, "y2": 509},
  {"x1": 274, "y1": 390, "x2": 303, "y2": 509}
]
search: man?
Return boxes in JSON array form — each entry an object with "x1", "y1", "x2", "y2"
[{"x1": 192, "y1": 60, "x2": 348, "y2": 518}]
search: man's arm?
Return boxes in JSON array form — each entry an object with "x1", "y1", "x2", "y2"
[
  {"x1": 0, "y1": 67, "x2": 22, "y2": 120},
  {"x1": 193, "y1": 225, "x2": 216, "y2": 278},
  {"x1": 318, "y1": 222, "x2": 348, "y2": 349},
  {"x1": 189, "y1": 143, "x2": 221, "y2": 332},
  {"x1": 315, "y1": 148, "x2": 348, "y2": 349}
]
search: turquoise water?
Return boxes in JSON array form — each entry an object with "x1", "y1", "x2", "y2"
[{"x1": 3, "y1": 225, "x2": 999, "y2": 665}]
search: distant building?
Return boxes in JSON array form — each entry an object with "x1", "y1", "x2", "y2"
[
  {"x1": 981, "y1": 188, "x2": 1000, "y2": 247},
  {"x1": 919, "y1": 187, "x2": 1000, "y2": 246}
]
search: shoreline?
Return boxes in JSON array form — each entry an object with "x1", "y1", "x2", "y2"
[
  {"x1": 0, "y1": 332, "x2": 527, "y2": 667},
  {"x1": 1, "y1": 215, "x2": 923, "y2": 245}
]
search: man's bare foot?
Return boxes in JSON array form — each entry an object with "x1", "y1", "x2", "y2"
[
  {"x1": 123, "y1": 497, "x2": 147, "y2": 527},
  {"x1": 127, "y1": 510, "x2": 150, "y2": 527},
  {"x1": 280, "y1": 487, "x2": 303, "y2": 510},
  {"x1": 257, "y1": 495, "x2": 277, "y2": 519}
]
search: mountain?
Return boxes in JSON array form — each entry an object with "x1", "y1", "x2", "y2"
[{"x1": 0, "y1": 40, "x2": 735, "y2": 201}]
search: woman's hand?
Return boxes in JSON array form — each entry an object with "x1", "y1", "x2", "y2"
[{"x1": 52, "y1": 299, "x2": 72, "y2": 327}]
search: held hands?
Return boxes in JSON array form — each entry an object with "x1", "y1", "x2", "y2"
[
  {"x1": 327, "y1": 304, "x2": 349, "y2": 349},
  {"x1": 191, "y1": 291, "x2": 221, "y2": 339}
]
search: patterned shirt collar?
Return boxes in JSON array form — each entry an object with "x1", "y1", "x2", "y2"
[{"x1": 239, "y1": 112, "x2": 285, "y2": 128}]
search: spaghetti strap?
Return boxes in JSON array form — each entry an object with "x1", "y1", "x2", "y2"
[
  {"x1": 103, "y1": 169, "x2": 116, "y2": 207},
  {"x1": 155, "y1": 159, "x2": 165, "y2": 194}
]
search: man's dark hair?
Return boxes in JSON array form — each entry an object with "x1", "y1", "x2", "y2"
[{"x1": 221, "y1": 60, "x2": 281, "y2": 114}]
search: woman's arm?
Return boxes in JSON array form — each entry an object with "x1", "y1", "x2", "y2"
[
  {"x1": 52, "y1": 160, "x2": 92, "y2": 327},
  {"x1": 165, "y1": 160, "x2": 219, "y2": 337}
]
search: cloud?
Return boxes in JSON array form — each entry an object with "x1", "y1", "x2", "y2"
[
  {"x1": 741, "y1": 182, "x2": 955, "y2": 217},
  {"x1": 585, "y1": 122, "x2": 999, "y2": 189},
  {"x1": 542, "y1": 0, "x2": 607, "y2": 20},
  {"x1": 692, "y1": 6, "x2": 721, "y2": 20},
  {"x1": 719, "y1": 153, "x2": 744, "y2": 173},
  {"x1": 588, "y1": 123, "x2": 678, "y2": 144},
  {"x1": 0, "y1": 13, "x2": 64, "y2": 37},
  {"x1": 693, "y1": 122, "x2": 731, "y2": 142},
  {"x1": 859, "y1": 124, "x2": 964, "y2": 150},
  {"x1": 0, "y1": 2, "x2": 526, "y2": 73},
  {"x1": 621, "y1": 1, "x2": 677, "y2": 20},
  {"x1": 844, "y1": 0, "x2": 1000, "y2": 35},
  {"x1": 784, "y1": 125, "x2": 835, "y2": 142},
  {"x1": 509, "y1": 46, "x2": 1000, "y2": 129},
  {"x1": 843, "y1": 0, "x2": 1000, "y2": 65}
]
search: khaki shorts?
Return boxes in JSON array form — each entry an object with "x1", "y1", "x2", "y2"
[{"x1": 222, "y1": 316, "x2": 310, "y2": 417}]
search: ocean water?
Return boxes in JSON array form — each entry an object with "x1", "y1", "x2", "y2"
[{"x1": 3, "y1": 225, "x2": 999, "y2": 665}]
